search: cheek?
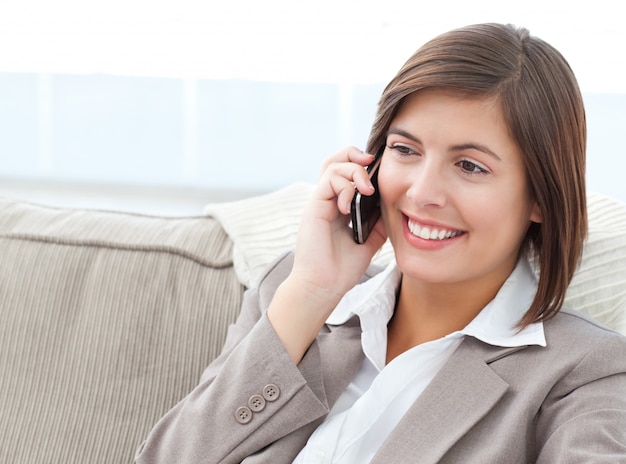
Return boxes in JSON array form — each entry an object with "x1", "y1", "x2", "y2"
[
  {"x1": 376, "y1": 168, "x2": 391, "y2": 200},
  {"x1": 377, "y1": 162, "x2": 410, "y2": 235},
  {"x1": 475, "y1": 191, "x2": 535, "y2": 240},
  {"x1": 376, "y1": 163, "x2": 395, "y2": 222},
  {"x1": 376, "y1": 159, "x2": 403, "y2": 203}
]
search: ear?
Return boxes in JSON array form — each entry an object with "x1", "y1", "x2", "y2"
[{"x1": 530, "y1": 201, "x2": 543, "y2": 223}]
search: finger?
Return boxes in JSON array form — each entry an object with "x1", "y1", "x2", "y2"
[
  {"x1": 332, "y1": 172, "x2": 377, "y2": 216},
  {"x1": 317, "y1": 161, "x2": 373, "y2": 203},
  {"x1": 345, "y1": 147, "x2": 375, "y2": 164},
  {"x1": 319, "y1": 147, "x2": 374, "y2": 178},
  {"x1": 329, "y1": 175, "x2": 358, "y2": 215}
]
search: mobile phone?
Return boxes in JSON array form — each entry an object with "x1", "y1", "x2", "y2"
[{"x1": 351, "y1": 146, "x2": 384, "y2": 244}]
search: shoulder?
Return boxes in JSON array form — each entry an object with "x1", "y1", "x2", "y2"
[
  {"x1": 474, "y1": 308, "x2": 626, "y2": 408},
  {"x1": 544, "y1": 307, "x2": 626, "y2": 349},
  {"x1": 539, "y1": 307, "x2": 626, "y2": 379},
  {"x1": 480, "y1": 309, "x2": 626, "y2": 382}
]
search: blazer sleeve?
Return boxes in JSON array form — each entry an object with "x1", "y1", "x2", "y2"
[
  {"x1": 134, "y1": 251, "x2": 331, "y2": 464},
  {"x1": 535, "y1": 327, "x2": 626, "y2": 462}
]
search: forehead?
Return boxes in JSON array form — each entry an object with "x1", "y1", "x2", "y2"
[
  {"x1": 389, "y1": 89, "x2": 527, "y2": 166},
  {"x1": 396, "y1": 89, "x2": 502, "y2": 118},
  {"x1": 391, "y1": 89, "x2": 512, "y2": 140}
]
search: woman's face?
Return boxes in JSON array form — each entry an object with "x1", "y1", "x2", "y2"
[{"x1": 378, "y1": 89, "x2": 541, "y2": 290}]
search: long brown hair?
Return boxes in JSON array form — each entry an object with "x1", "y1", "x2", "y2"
[{"x1": 367, "y1": 23, "x2": 587, "y2": 327}]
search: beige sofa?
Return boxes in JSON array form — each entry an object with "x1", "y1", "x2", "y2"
[{"x1": 1, "y1": 184, "x2": 625, "y2": 463}]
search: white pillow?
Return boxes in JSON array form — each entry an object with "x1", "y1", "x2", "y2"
[
  {"x1": 563, "y1": 192, "x2": 626, "y2": 334},
  {"x1": 205, "y1": 185, "x2": 626, "y2": 335},
  {"x1": 204, "y1": 182, "x2": 316, "y2": 287}
]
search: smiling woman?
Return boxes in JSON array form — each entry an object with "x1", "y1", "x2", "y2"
[
  {"x1": 131, "y1": 22, "x2": 626, "y2": 464},
  {"x1": 0, "y1": 1, "x2": 624, "y2": 212}
]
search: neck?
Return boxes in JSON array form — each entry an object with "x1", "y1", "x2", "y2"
[{"x1": 386, "y1": 272, "x2": 508, "y2": 364}]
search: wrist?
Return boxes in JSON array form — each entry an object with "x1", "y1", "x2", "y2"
[{"x1": 266, "y1": 276, "x2": 343, "y2": 364}]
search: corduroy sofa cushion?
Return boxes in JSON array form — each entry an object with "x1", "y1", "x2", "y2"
[{"x1": 0, "y1": 198, "x2": 244, "y2": 463}]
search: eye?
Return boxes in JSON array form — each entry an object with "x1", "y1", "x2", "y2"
[
  {"x1": 388, "y1": 144, "x2": 418, "y2": 157},
  {"x1": 457, "y1": 159, "x2": 488, "y2": 175}
]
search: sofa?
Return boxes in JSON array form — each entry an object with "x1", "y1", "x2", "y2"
[{"x1": 1, "y1": 183, "x2": 625, "y2": 463}]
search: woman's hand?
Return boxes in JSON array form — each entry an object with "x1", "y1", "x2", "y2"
[
  {"x1": 293, "y1": 147, "x2": 387, "y2": 297},
  {"x1": 267, "y1": 147, "x2": 387, "y2": 364}
]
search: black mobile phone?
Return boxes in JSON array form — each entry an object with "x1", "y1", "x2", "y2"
[{"x1": 351, "y1": 146, "x2": 384, "y2": 244}]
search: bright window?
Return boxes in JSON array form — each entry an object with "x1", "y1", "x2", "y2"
[{"x1": 0, "y1": 0, "x2": 624, "y2": 212}]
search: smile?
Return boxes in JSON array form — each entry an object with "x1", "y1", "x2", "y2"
[{"x1": 407, "y1": 218, "x2": 465, "y2": 241}]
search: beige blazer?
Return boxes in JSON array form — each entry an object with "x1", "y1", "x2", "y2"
[{"x1": 136, "y1": 252, "x2": 626, "y2": 463}]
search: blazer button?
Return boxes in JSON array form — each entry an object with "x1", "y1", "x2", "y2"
[
  {"x1": 235, "y1": 406, "x2": 253, "y2": 424},
  {"x1": 248, "y1": 394, "x2": 266, "y2": 412},
  {"x1": 262, "y1": 384, "x2": 280, "y2": 402}
]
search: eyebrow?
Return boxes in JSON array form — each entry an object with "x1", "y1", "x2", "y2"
[
  {"x1": 386, "y1": 128, "x2": 502, "y2": 161},
  {"x1": 450, "y1": 143, "x2": 502, "y2": 161}
]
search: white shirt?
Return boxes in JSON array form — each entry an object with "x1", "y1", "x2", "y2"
[{"x1": 293, "y1": 256, "x2": 546, "y2": 463}]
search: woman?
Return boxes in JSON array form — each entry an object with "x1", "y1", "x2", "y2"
[{"x1": 136, "y1": 23, "x2": 626, "y2": 463}]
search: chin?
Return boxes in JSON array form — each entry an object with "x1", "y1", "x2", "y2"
[{"x1": 393, "y1": 253, "x2": 454, "y2": 284}]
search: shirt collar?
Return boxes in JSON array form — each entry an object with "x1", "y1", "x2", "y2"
[
  {"x1": 326, "y1": 255, "x2": 546, "y2": 370},
  {"x1": 326, "y1": 263, "x2": 400, "y2": 370},
  {"x1": 462, "y1": 256, "x2": 546, "y2": 348},
  {"x1": 325, "y1": 261, "x2": 400, "y2": 328}
]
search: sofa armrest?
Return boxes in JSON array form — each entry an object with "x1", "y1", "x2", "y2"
[{"x1": 0, "y1": 197, "x2": 244, "y2": 463}]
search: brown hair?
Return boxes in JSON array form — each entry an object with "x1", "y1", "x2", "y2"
[{"x1": 367, "y1": 23, "x2": 587, "y2": 327}]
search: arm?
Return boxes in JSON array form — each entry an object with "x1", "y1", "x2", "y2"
[
  {"x1": 135, "y1": 254, "x2": 331, "y2": 463},
  {"x1": 535, "y1": 331, "x2": 626, "y2": 462},
  {"x1": 267, "y1": 148, "x2": 387, "y2": 365},
  {"x1": 135, "y1": 148, "x2": 388, "y2": 463}
]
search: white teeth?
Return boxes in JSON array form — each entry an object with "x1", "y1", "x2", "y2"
[{"x1": 408, "y1": 219, "x2": 462, "y2": 241}]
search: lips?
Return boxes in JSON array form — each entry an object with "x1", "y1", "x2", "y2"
[{"x1": 407, "y1": 218, "x2": 464, "y2": 241}]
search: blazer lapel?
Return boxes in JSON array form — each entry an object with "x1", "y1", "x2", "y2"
[{"x1": 371, "y1": 337, "x2": 524, "y2": 464}]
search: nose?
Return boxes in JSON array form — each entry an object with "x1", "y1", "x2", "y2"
[{"x1": 405, "y1": 157, "x2": 447, "y2": 208}]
